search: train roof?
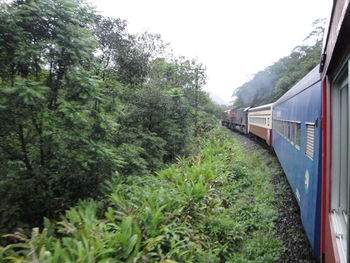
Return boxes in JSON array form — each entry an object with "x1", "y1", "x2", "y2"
[
  {"x1": 225, "y1": 107, "x2": 250, "y2": 112},
  {"x1": 273, "y1": 65, "x2": 321, "y2": 107},
  {"x1": 248, "y1": 103, "x2": 273, "y2": 112}
]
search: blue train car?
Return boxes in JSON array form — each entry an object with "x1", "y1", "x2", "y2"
[{"x1": 272, "y1": 65, "x2": 322, "y2": 258}]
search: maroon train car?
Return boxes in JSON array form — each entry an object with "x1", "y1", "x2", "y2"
[
  {"x1": 222, "y1": 108, "x2": 249, "y2": 134},
  {"x1": 222, "y1": 109, "x2": 235, "y2": 127},
  {"x1": 320, "y1": 1, "x2": 350, "y2": 262}
]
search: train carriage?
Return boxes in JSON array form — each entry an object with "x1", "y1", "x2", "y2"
[
  {"x1": 320, "y1": 1, "x2": 350, "y2": 262},
  {"x1": 222, "y1": 108, "x2": 249, "y2": 134},
  {"x1": 272, "y1": 65, "x2": 322, "y2": 257},
  {"x1": 231, "y1": 107, "x2": 249, "y2": 134},
  {"x1": 222, "y1": 109, "x2": 234, "y2": 128},
  {"x1": 248, "y1": 103, "x2": 273, "y2": 145}
]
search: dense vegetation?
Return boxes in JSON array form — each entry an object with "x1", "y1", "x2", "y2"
[
  {"x1": 1, "y1": 128, "x2": 283, "y2": 262},
  {"x1": 0, "y1": 0, "x2": 224, "y2": 237},
  {"x1": 233, "y1": 19, "x2": 325, "y2": 108}
]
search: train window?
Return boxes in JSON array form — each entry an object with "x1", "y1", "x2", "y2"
[
  {"x1": 279, "y1": 120, "x2": 282, "y2": 135},
  {"x1": 290, "y1": 123, "x2": 295, "y2": 144},
  {"x1": 295, "y1": 123, "x2": 301, "y2": 149},
  {"x1": 278, "y1": 121, "x2": 283, "y2": 135},
  {"x1": 274, "y1": 119, "x2": 301, "y2": 150},
  {"x1": 280, "y1": 121, "x2": 283, "y2": 135},
  {"x1": 278, "y1": 120, "x2": 282, "y2": 135},
  {"x1": 331, "y1": 63, "x2": 349, "y2": 263},
  {"x1": 249, "y1": 117, "x2": 266, "y2": 126},
  {"x1": 305, "y1": 123, "x2": 315, "y2": 160},
  {"x1": 274, "y1": 119, "x2": 282, "y2": 135}
]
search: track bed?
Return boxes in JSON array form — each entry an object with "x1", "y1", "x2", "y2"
[{"x1": 230, "y1": 130, "x2": 317, "y2": 262}]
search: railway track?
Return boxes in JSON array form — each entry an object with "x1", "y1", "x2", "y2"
[{"x1": 229, "y1": 129, "x2": 317, "y2": 262}]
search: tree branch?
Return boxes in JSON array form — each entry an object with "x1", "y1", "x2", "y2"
[{"x1": 17, "y1": 124, "x2": 33, "y2": 172}]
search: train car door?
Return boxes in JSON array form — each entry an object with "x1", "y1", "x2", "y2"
[{"x1": 331, "y1": 59, "x2": 350, "y2": 263}]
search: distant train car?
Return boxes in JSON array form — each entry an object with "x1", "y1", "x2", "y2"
[
  {"x1": 222, "y1": 109, "x2": 236, "y2": 128},
  {"x1": 247, "y1": 103, "x2": 273, "y2": 145},
  {"x1": 227, "y1": 109, "x2": 238, "y2": 130},
  {"x1": 272, "y1": 65, "x2": 322, "y2": 258},
  {"x1": 221, "y1": 108, "x2": 249, "y2": 134},
  {"x1": 222, "y1": 109, "x2": 233, "y2": 128},
  {"x1": 320, "y1": 1, "x2": 350, "y2": 262},
  {"x1": 231, "y1": 107, "x2": 249, "y2": 134}
]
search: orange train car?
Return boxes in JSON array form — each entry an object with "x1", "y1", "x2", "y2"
[{"x1": 247, "y1": 103, "x2": 273, "y2": 145}]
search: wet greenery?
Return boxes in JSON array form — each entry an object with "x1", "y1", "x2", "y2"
[
  {"x1": 1, "y1": 128, "x2": 283, "y2": 262},
  {"x1": 0, "y1": 0, "x2": 225, "y2": 236}
]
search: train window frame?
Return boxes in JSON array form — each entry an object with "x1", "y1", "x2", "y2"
[
  {"x1": 331, "y1": 60, "x2": 349, "y2": 263},
  {"x1": 273, "y1": 119, "x2": 301, "y2": 150},
  {"x1": 295, "y1": 122, "x2": 301, "y2": 150},
  {"x1": 292, "y1": 121, "x2": 301, "y2": 150},
  {"x1": 249, "y1": 116, "x2": 267, "y2": 126},
  {"x1": 289, "y1": 122, "x2": 295, "y2": 146}
]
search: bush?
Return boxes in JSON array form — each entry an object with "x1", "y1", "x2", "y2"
[{"x1": 1, "y1": 128, "x2": 283, "y2": 262}]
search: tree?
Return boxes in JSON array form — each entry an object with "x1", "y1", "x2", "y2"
[
  {"x1": 92, "y1": 16, "x2": 127, "y2": 81},
  {"x1": 0, "y1": 0, "x2": 122, "y2": 235},
  {"x1": 232, "y1": 19, "x2": 325, "y2": 108}
]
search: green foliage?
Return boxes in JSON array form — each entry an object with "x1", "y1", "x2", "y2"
[
  {"x1": 0, "y1": 0, "x2": 220, "y2": 237},
  {"x1": 1, "y1": 128, "x2": 283, "y2": 262},
  {"x1": 233, "y1": 18, "x2": 325, "y2": 107}
]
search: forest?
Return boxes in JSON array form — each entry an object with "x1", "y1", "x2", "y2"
[
  {"x1": 232, "y1": 19, "x2": 325, "y2": 108},
  {"x1": 0, "y1": 0, "x2": 224, "y2": 239}
]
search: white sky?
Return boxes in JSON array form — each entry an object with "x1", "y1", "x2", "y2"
[{"x1": 89, "y1": 0, "x2": 332, "y2": 105}]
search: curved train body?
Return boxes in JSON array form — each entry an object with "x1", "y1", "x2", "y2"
[
  {"x1": 272, "y1": 65, "x2": 322, "y2": 257},
  {"x1": 223, "y1": 1, "x2": 350, "y2": 261}
]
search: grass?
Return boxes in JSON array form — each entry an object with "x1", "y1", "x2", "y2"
[{"x1": 0, "y1": 127, "x2": 283, "y2": 262}]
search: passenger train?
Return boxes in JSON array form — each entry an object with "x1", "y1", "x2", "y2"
[{"x1": 222, "y1": 1, "x2": 350, "y2": 262}]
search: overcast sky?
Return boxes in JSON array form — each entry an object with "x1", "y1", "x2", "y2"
[{"x1": 89, "y1": 0, "x2": 332, "y2": 105}]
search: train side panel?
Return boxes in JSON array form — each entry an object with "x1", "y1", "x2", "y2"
[
  {"x1": 233, "y1": 108, "x2": 249, "y2": 134},
  {"x1": 272, "y1": 77, "x2": 322, "y2": 258},
  {"x1": 321, "y1": 1, "x2": 350, "y2": 262},
  {"x1": 248, "y1": 105, "x2": 272, "y2": 145}
]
